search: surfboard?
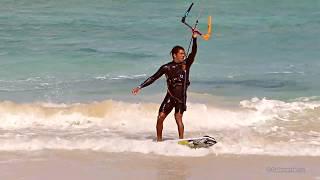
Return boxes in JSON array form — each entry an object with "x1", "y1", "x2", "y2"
[{"x1": 178, "y1": 135, "x2": 217, "y2": 149}]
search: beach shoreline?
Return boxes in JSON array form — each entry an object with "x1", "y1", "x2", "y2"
[{"x1": 1, "y1": 151, "x2": 319, "y2": 180}]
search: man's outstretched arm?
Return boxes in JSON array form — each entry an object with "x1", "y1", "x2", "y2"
[{"x1": 132, "y1": 65, "x2": 166, "y2": 95}]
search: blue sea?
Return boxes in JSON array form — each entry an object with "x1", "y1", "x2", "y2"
[{"x1": 0, "y1": 0, "x2": 319, "y2": 156}]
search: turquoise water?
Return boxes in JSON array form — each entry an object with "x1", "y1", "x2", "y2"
[
  {"x1": 0, "y1": 0, "x2": 319, "y2": 103},
  {"x1": 1, "y1": 0, "x2": 320, "y2": 157}
]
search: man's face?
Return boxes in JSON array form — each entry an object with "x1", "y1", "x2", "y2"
[{"x1": 173, "y1": 49, "x2": 185, "y2": 63}]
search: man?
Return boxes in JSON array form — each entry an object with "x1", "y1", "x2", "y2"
[{"x1": 132, "y1": 31, "x2": 198, "y2": 141}]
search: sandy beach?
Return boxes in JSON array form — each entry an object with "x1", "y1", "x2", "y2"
[
  {"x1": 1, "y1": 0, "x2": 320, "y2": 180},
  {"x1": 0, "y1": 151, "x2": 319, "y2": 180}
]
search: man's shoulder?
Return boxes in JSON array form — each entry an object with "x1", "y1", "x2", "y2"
[{"x1": 161, "y1": 61, "x2": 174, "y2": 68}]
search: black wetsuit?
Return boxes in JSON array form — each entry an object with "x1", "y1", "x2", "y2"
[{"x1": 139, "y1": 37, "x2": 197, "y2": 115}]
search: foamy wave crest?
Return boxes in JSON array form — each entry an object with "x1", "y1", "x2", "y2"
[
  {"x1": 0, "y1": 100, "x2": 159, "y2": 130},
  {"x1": 0, "y1": 99, "x2": 283, "y2": 130},
  {"x1": 1, "y1": 97, "x2": 320, "y2": 131},
  {"x1": 1, "y1": 98, "x2": 320, "y2": 156},
  {"x1": 240, "y1": 97, "x2": 320, "y2": 122}
]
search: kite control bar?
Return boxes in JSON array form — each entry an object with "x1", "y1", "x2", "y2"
[
  {"x1": 181, "y1": 3, "x2": 212, "y2": 41},
  {"x1": 181, "y1": 3, "x2": 196, "y2": 31}
]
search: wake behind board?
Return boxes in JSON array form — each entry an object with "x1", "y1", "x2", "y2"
[{"x1": 178, "y1": 135, "x2": 217, "y2": 149}]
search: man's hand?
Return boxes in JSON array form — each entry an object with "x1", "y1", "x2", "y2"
[
  {"x1": 132, "y1": 87, "x2": 141, "y2": 95},
  {"x1": 192, "y1": 28, "x2": 200, "y2": 38}
]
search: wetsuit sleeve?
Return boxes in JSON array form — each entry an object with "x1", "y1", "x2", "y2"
[
  {"x1": 139, "y1": 65, "x2": 166, "y2": 89},
  {"x1": 186, "y1": 37, "x2": 197, "y2": 67}
]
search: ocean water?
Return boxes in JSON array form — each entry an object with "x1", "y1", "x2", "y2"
[{"x1": 0, "y1": 0, "x2": 320, "y2": 156}]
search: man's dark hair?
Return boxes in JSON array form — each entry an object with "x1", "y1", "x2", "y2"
[{"x1": 170, "y1": 46, "x2": 185, "y2": 59}]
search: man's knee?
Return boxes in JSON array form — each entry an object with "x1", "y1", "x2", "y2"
[
  {"x1": 174, "y1": 112, "x2": 183, "y2": 119},
  {"x1": 158, "y1": 112, "x2": 167, "y2": 120}
]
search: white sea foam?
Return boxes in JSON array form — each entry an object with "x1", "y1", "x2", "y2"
[
  {"x1": 95, "y1": 74, "x2": 146, "y2": 80},
  {"x1": 0, "y1": 98, "x2": 320, "y2": 156},
  {"x1": 0, "y1": 99, "x2": 276, "y2": 130}
]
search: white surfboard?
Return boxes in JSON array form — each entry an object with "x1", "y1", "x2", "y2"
[{"x1": 177, "y1": 135, "x2": 217, "y2": 149}]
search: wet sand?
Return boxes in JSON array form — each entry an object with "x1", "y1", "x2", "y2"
[{"x1": 0, "y1": 151, "x2": 319, "y2": 180}]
